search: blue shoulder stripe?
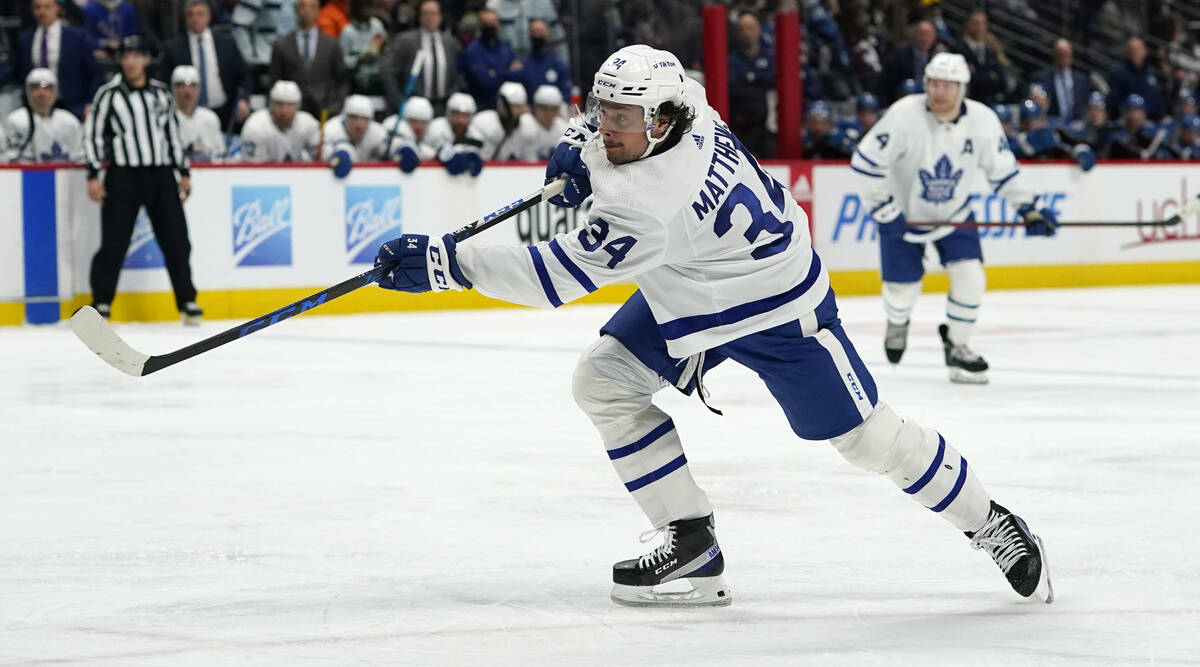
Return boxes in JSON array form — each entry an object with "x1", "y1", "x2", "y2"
[
  {"x1": 549, "y1": 239, "x2": 598, "y2": 293},
  {"x1": 850, "y1": 164, "x2": 885, "y2": 179},
  {"x1": 527, "y1": 246, "x2": 563, "y2": 308},
  {"x1": 854, "y1": 149, "x2": 880, "y2": 167}
]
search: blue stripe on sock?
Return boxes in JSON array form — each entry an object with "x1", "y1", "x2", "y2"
[
  {"x1": 903, "y1": 434, "x2": 946, "y2": 495},
  {"x1": 947, "y1": 295, "x2": 979, "y2": 309},
  {"x1": 548, "y1": 239, "x2": 598, "y2": 293},
  {"x1": 624, "y1": 454, "x2": 687, "y2": 492},
  {"x1": 527, "y1": 246, "x2": 562, "y2": 308},
  {"x1": 607, "y1": 420, "x2": 675, "y2": 460},
  {"x1": 946, "y1": 313, "x2": 977, "y2": 323},
  {"x1": 929, "y1": 457, "x2": 969, "y2": 512}
]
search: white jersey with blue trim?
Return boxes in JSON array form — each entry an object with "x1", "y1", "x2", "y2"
[
  {"x1": 380, "y1": 115, "x2": 439, "y2": 160},
  {"x1": 175, "y1": 107, "x2": 226, "y2": 162},
  {"x1": 236, "y1": 108, "x2": 320, "y2": 162},
  {"x1": 2, "y1": 108, "x2": 83, "y2": 163},
  {"x1": 322, "y1": 116, "x2": 391, "y2": 161},
  {"x1": 456, "y1": 79, "x2": 827, "y2": 359},
  {"x1": 509, "y1": 114, "x2": 567, "y2": 161},
  {"x1": 850, "y1": 94, "x2": 1035, "y2": 242}
]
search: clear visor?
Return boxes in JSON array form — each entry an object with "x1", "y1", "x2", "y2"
[{"x1": 585, "y1": 97, "x2": 650, "y2": 134}]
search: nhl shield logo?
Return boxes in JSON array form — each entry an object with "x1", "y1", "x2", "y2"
[{"x1": 918, "y1": 155, "x2": 963, "y2": 203}]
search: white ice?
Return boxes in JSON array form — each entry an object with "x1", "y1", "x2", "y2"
[{"x1": 3, "y1": 285, "x2": 1199, "y2": 666}]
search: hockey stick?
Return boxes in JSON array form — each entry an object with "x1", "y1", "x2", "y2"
[
  {"x1": 905, "y1": 193, "x2": 1200, "y2": 227},
  {"x1": 384, "y1": 49, "x2": 426, "y2": 157},
  {"x1": 70, "y1": 177, "x2": 567, "y2": 377}
]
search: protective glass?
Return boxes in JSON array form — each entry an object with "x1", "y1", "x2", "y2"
[{"x1": 585, "y1": 97, "x2": 649, "y2": 134}]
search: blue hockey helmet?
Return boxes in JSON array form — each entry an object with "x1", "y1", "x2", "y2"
[
  {"x1": 1019, "y1": 98, "x2": 1043, "y2": 120},
  {"x1": 856, "y1": 92, "x2": 880, "y2": 112},
  {"x1": 898, "y1": 78, "x2": 922, "y2": 96},
  {"x1": 992, "y1": 103, "x2": 1012, "y2": 124},
  {"x1": 1181, "y1": 114, "x2": 1200, "y2": 131},
  {"x1": 1122, "y1": 93, "x2": 1147, "y2": 111},
  {"x1": 808, "y1": 100, "x2": 832, "y2": 117},
  {"x1": 1087, "y1": 91, "x2": 1107, "y2": 109}
]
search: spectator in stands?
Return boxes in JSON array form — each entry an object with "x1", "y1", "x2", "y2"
[
  {"x1": 381, "y1": 0, "x2": 459, "y2": 116},
  {"x1": 339, "y1": 0, "x2": 387, "y2": 94},
  {"x1": 14, "y1": 0, "x2": 102, "y2": 120},
  {"x1": 956, "y1": 10, "x2": 1006, "y2": 106},
  {"x1": 1108, "y1": 37, "x2": 1166, "y2": 121},
  {"x1": 490, "y1": 0, "x2": 565, "y2": 61},
  {"x1": 237, "y1": 79, "x2": 320, "y2": 161},
  {"x1": 170, "y1": 65, "x2": 225, "y2": 162},
  {"x1": 728, "y1": 11, "x2": 774, "y2": 158},
  {"x1": 82, "y1": 0, "x2": 137, "y2": 64},
  {"x1": 1107, "y1": 94, "x2": 1170, "y2": 160},
  {"x1": 877, "y1": 20, "x2": 945, "y2": 105},
  {"x1": 318, "y1": 0, "x2": 350, "y2": 38},
  {"x1": 802, "y1": 100, "x2": 854, "y2": 159},
  {"x1": 231, "y1": 0, "x2": 297, "y2": 67},
  {"x1": 1033, "y1": 39, "x2": 1090, "y2": 123},
  {"x1": 516, "y1": 18, "x2": 570, "y2": 105},
  {"x1": 2, "y1": 68, "x2": 82, "y2": 162},
  {"x1": 462, "y1": 7, "x2": 519, "y2": 110},
  {"x1": 1179, "y1": 93, "x2": 1198, "y2": 118},
  {"x1": 160, "y1": 0, "x2": 251, "y2": 131},
  {"x1": 269, "y1": 0, "x2": 349, "y2": 117},
  {"x1": 1172, "y1": 114, "x2": 1200, "y2": 159},
  {"x1": 804, "y1": 0, "x2": 853, "y2": 100}
]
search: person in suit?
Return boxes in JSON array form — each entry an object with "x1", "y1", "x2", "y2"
[
  {"x1": 14, "y1": 0, "x2": 103, "y2": 120},
  {"x1": 380, "y1": 0, "x2": 459, "y2": 116},
  {"x1": 159, "y1": 0, "x2": 252, "y2": 130},
  {"x1": 955, "y1": 10, "x2": 1006, "y2": 106},
  {"x1": 1108, "y1": 37, "x2": 1166, "y2": 121},
  {"x1": 268, "y1": 0, "x2": 348, "y2": 117},
  {"x1": 1032, "y1": 39, "x2": 1091, "y2": 123},
  {"x1": 877, "y1": 20, "x2": 946, "y2": 106}
]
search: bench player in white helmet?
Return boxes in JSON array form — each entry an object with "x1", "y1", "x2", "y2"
[
  {"x1": 171, "y1": 66, "x2": 226, "y2": 162},
  {"x1": 466, "y1": 80, "x2": 529, "y2": 161},
  {"x1": 381, "y1": 96, "x2": 438, "y2": 162},
  {"x1": 509, "y1": 84, "x2": 568, "y2": 161},
  {"x1": 850, "y1": 52, "x2": 1060, "y2": 384},
  {"x1": 3, "y1": 68, "x2": 83, "y2": 163},
  {"x1": 236, "y1": 80, "x2": 320, "y2": 162},
  {"x1": 371, "y1": 45, "x2": 1053, "y2": 607},
  {"x1": 322, "y1": 94, "x2": 391, "y2": 177},
  {"x1": 424, "y1": 91, "x2": 476, "y2": 154}
]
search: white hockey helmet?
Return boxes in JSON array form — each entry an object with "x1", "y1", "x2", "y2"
[
  {"x1": 403, "y1": 96, "x2": 434, "y2": 122},
  {"x1": 171, "y1": 65, "x2": 200, "y2": 86},
  {"x1": 26, "y1": 67, "x2": 57, "y2": 91},
  {"x1": 533, "y1": 84, "x2": 563, "y2": 108},
  {"x1": 923, "y1": 52, "x2": 970, "y2": 104},
  {"x1": 588, "y1": 44, "x2": 688, "y2": 158},
  {"x1": 343, "y1": 94, "x2": 374, "y2": 119},
  {"x1": 269, "y1": 80, "x2": 302, "y2": 105},
  {"x1": 446, "y1": 92, "x2": 477, "y2": 115},
  {"x1": 497, "y1": 81, "x2": 528, "y2": 108}
]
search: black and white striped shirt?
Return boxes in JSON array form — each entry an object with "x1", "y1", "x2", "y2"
[{"x1": 84, "y1": 77, "x2": 189, "y2": 178}]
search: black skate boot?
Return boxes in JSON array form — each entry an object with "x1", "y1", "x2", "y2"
[
  {"x1": 884, "y1": 320, "x2": 909, "y2": 364},
  {"x1": 966, "y1": 501, "x2": 1054, "y2": 603},
  {"x1": 611, "y1": 514, "x2": 731, "y2": 607},
  {"x1": 181, "y1": 301, "x2": 203, "y2": 327},
  {"x1": 938, "y1": 323, "x2": 989, "y2": 384}
]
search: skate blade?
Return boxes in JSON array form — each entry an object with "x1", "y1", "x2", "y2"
[
  {"x1": 948, "y1": 368, "x2": 989, "y2": 385},
  {"x1": 1033, "y1": 535, "x2": 1054, "y2": 604},
  {"x1": 610, "y1": 576, "x2": 732, "y2": 608},
  {"x1": 181, "y1": 314, "x2": 202, "y2": 327}
]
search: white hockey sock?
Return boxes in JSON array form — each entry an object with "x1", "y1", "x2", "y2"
[
  {"x1": 945, "y1": 259, "x2": 985, "y2": 345},
  {"x1": 573, "y1": 336, "x2": 713, "y2": 527},
  {"x1": 882, "y1": 280, "x2": 922, "y2": 325},
  {"x1": 830, "y1": 404, "x2": 990, "y2": 533}
]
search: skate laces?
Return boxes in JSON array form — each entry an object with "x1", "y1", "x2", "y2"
[
  {"x1": 970, "y1": 511, "x2": 1030, "y2": 573},
  {"x1": 951, "y1": 343, "x2": 983, "y2": 363},
  {"x1": 636, "y1": 525, "x2": 677, "y2": 568}
]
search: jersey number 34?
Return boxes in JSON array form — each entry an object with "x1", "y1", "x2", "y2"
[{"x1": 714, "y1": 142, "x2": 794, "y2": 260}]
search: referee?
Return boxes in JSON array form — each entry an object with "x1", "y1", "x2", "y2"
[{"x1": 85, "y1": 35, "x2": 203, "y2": 325}]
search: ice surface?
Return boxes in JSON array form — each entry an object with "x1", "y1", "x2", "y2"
[{"x1": 2, "y1": 286, "x2": 1199, "y2": 666}]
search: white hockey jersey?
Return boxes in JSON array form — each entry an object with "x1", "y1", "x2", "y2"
[
  {"x1": 850, "y1": 94, "x2": 1035, "y2": 242},
  {"x1": 380, "y1": 115, "x2": 438, "y2": 160},
  {"x1": 423, "y1": 116, "x2": 465, "y2": 154},
  {"x1": 508, "y1": 113, "x2": 567, "y2": 161},
  {"x1": 175, "y1": 106, "x2": 226, "y2": 162},
  {"x1": 237, "y1": 108, "x2": 320, "y2": 162},
  {"x1": 2, "y1": 107, "x2": 82, "y2": 162},
  {"x1": 466, "y1": 110, "x2": 525, "y2": 161},
  {"x1": 456, "y1": 79, "x2": 828, "y2": 359},
  {"x1": 322, "y1": 115, "x2": 391, "y2": 161}
]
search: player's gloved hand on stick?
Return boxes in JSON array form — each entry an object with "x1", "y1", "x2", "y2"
[
  {"x1": 870, "y1": 201, "x2": 907, "y2": 239},
  {"x1": 375, "y1": 233, "x2": 472, "y2": 293},
  {"x1": 396, "y1": 145, "x2": 420, "y2": 173},
  {"x1": 1018, "y1": 203, "x2": 1060, "y2": 237},
  {"x1": 330, "y1": 149, "x2": 353, "y2": 179},
  {"x1": 545, "y1": 117, "x2": 595, "y2": 208}
]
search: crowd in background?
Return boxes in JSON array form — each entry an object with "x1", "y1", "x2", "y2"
[{"x1": 1, "y1": 0, "x2": 1199, "y2": 171}]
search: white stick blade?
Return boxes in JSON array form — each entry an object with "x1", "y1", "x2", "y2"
[{"x1": 69, "y1": 306, "x2": 150, "y2": 377}]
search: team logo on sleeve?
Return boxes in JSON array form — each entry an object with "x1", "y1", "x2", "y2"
[{"x1": 918, "y1": 155, "x2": 964, "y2": 203}]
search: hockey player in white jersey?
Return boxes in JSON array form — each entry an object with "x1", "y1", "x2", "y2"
[
  {"x1": 3, "y1": 69, "x2": 83, "y2": 163},
  {"x1": 850, "y1": 53, "x2": 1060, "y2": 384},
  {"x1": 171, "y1": 66, "x2": 226, "y2": 162},
  {"x1": 372, "y1": 45, "x2": 1053, "y2": 608},
  {"x1": 237, "y1": 80, "x2": 320, "y2": 162},
  {"x1": 381, "y1": 96, "x2": 436, "y2": 172},
  {"x1": 508, "y1": 84, "x2": 568, "y2": 161},
  {"x1": 322, "y1": 94, "x2": 391, "y2": 177},
  {"x1": 424, "y1": 92, "x2": 475, "y2": 153},
  {"x1": 467, "y1": 81, "x2": 529, "y2": 161}
]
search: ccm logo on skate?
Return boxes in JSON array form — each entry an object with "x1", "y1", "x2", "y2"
[{"x1": 654, "y1": 559, "x2": 678, "y2": 575}]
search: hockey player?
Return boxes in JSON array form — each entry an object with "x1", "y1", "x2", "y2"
[
  {"x1": 802, "y1": 101, "x2": 855, "y2": 158},
  {"x1": 236, "y1": 80, "x2": 320, "y2": 162},
  {"x1": 850, "y1": 53, "x2": 1059, "y2": 384},
  {"x1": 1108, "y1": 94, "x2": 1173, "y2": 160},
  {"x1": 509, "y1": 84, "x2": 567, "y2": 161},
  {"x1": 323, "y1": 94, "x2": 391, "y2": 178},
  {"x1": 837, "y1": 92, "x2": 880, "y2": 142},
  {"x1": 3, "y1": 68, "x2": 83, "y2": 163},
  {"x1": 1172, "y1": 114, "x2": 1200, "y2": 159},
  {"x1": 467, "y1": 81, "x2": 529, "y2": 161},
  {"x1": 425, "y1": 92, "x2": 476, "y2": 153},
  {"x1": 170, "y1": 66, "x2": 226, "y2": 162},
  {"x1": 371, "y1": 45, "x2": 1053, "y2": 608},
  {"x1": 381, "y1": 96, "x2": 438, "y2": 163}
]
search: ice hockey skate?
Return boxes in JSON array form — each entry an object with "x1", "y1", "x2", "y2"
[
  {"x1": 181, "y1": 302, "x2": 203, "y2": 327},
  {"x1": 939, "y1": 323, "x2": 988, "y2": 384},
  {"x1": 610, "y1": 514, "x2": 731, "y2": 607},
  {"x1": 884, "y1": 320, "x2": 909, "y2": 364},
  {"x1": 968, "y1": 501, "x2": 1054, "y2": 603}
]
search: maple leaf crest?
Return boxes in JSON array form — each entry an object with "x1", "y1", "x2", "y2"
[{"x1": 918, "y1": 155, "x2": 964, "y2": 203}]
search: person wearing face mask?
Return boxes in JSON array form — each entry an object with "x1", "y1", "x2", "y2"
[
  {"x1": 515, "y1": 18, "x2": 570, "y2": 104},
  {"x1": 487, "y1": 0, "x2": 565, "y2": 59},
  {"x1": 461, "y1": 7, "x2": 520, "y2": 111}
]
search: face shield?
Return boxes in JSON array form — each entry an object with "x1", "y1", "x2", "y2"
[{"x1": 584, "y1": 96, "x2": 651, "y2": 135}]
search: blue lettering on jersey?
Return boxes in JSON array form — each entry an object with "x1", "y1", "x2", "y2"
[
  {"x1": 876, "y1": 133, "x2": 890, "y2": 149},
  {"x1": 918, "y1": 155, "x2": 964, "y2": 203},
  {"x1": 962, "y1": 139, "x2": 973, "y2": 154},
  {"x1": 691, "y1": 121, "x2": 742, "y2": 220},
  {"x1": 998, "y1": 136, "x2": 1009, "y2": 152}
]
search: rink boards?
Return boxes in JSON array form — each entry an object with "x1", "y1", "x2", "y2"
[{"x1": 2, "y1": 161, "x2": 1199, "y2": 325}]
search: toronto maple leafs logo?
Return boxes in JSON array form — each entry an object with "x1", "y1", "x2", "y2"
[{"x1": 918, "y1": 155, "x2": 963, "y2": 203}]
